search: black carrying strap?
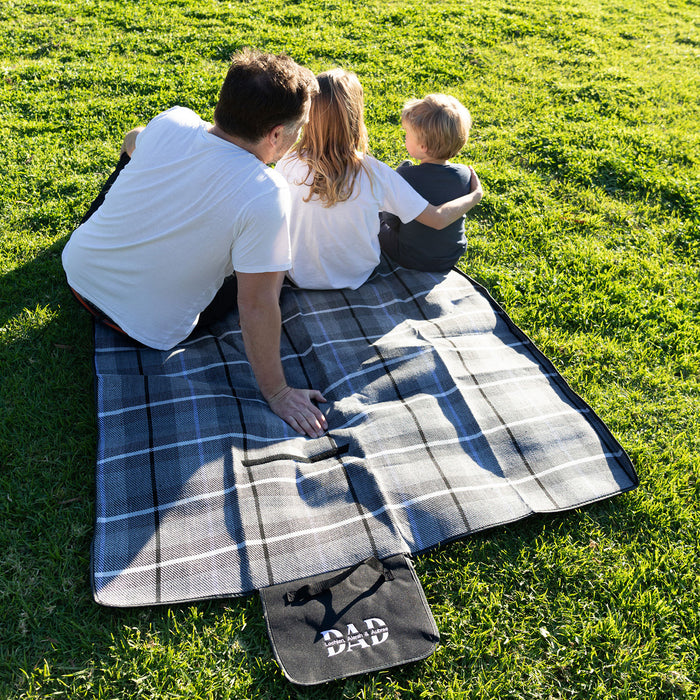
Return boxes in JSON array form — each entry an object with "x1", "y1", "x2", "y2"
[
  {"x1": 260, "y1": 553, "x2": 440, "y2": 685},
  {"x1": 284, "y1": 556, "x2": 394, "y2": 604}
]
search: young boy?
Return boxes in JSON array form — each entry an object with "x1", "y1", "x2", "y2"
[{"x1": 379, "y1": 94, "x2": 474, "y2": 272}]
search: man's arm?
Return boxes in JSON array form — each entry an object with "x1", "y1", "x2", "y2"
[
  {"x1": 120, "y1": 127, "x2": 145, "y2": 157},
  {"x1": 414, "y1": 166, "x2": 483, "y2": 230},
  {"x1": 236, "y1": 271, "x2": 327, "y2": 438}
]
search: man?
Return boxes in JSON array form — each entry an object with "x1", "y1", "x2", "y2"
[{"x1": 62, "y1": 49, "x2": 327, "y2": 437}]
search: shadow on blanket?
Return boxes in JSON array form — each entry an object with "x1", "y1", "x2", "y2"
[{"x1": 91, "y1": 258, "x2": 637, "y2": 607}]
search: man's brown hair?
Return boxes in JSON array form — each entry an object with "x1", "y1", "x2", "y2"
[{"x1": 214, "y1": 49, "x2": 317, "y2": 142}]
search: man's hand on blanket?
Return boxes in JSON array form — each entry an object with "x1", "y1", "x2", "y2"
[{"x1": 268, "y1": 385, "x2": 328, "y2": 438}]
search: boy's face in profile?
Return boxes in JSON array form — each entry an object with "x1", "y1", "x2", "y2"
[{"x1": 402, "y1": 121, "x2": 429, "y2": 162}]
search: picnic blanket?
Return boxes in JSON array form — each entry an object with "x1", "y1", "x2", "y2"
[{"x1": 91, "y1": 259, "x2": 637, "y2": 607}]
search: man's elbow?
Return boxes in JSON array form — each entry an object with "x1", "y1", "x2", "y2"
[{"x1": 120, "y1": 127, "x2": 145, "y2": 157}]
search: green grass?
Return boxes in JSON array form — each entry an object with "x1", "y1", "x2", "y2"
[{"x1": 1, "y1": 0, "x2": 698, "y2": 697}]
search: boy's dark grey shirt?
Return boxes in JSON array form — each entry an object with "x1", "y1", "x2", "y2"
[{"x1": 379, "y1": 161, "x2": 472, "y2": 271}]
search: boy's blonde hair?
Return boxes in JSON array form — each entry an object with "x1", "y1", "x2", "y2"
[
  {"x1": 292, "y1": 69, "x2": 369, "y2": 207},
  {"x1": 401, "y1": 94, "x2": 471, "y2": 161}
]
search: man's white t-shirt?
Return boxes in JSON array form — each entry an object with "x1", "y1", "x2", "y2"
[
  {"x1": 276, "y1": 154, "x2": 428, "y2": 290},
  {"x1": 62, "y1": 107, "x2": 291, "y2": 349}
]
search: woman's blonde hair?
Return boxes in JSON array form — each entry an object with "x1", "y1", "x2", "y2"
[
  {"x1": 292, "y1": 69, "x2": 369, "y2": 207},
  {"x1": 401, "y1": 94, "x2": 471, "y2": 161}
]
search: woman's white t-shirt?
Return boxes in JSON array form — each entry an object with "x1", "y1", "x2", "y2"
[
  {"x1": 62, "y1": 107, "x2": 292, "y2": 350},
  {"x1": 276, "y1": 154, "x2": 428, "y2": 290}
]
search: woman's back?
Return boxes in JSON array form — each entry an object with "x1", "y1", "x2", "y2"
[
  {"x1": 276, "y1": 68, "x2": 482, "y2": 289},
  {"x1": 277, "y1": 153, "x2": 427, "y2": 289}
]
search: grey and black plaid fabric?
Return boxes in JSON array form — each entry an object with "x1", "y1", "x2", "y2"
[{"x1": 92, "y1": 260, "x2": 637, "y2": 607}]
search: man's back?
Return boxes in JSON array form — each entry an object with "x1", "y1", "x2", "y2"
[{"x1": 62, "y1": 106, "x2": 290, "y2": 349}]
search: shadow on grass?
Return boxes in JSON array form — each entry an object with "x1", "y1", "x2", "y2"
[
  {"x1": 0, "y1": 246, "x2": 641, "y2": 696},
  {"x1": 1, "y1": 241, "x2": 70, "y2": 327},
  {"x1": 1, "y1": 240, "x2": 101, "y2": 691},
  {"x1": 0, "y1": 247, "x2": 360, "y2": 693}
]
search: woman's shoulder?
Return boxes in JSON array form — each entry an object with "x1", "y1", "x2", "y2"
[
  {"x1": 361, "y1": 154, "x2": 405, "y2": 181},
  {"x1": 275, "y1": 152, "x2": 304, "y2": 178},
  {"x1": 361, "y1": 154, "x2": 389, "y2": 169}
]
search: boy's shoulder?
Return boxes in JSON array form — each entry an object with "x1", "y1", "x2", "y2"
[
  {"x1": 397, "y1": 161, "x2": 471, "y2": 184},
  {"x1": 397, "y1": 160, "x2": 470, "y2": 172},
  {"x1": 395, "y1": 162, "x2": 472, "y2": 203}
]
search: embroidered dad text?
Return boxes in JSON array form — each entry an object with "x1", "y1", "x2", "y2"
[{"x1": 320, "y1": 618, "x2": 389, "y2": 656}]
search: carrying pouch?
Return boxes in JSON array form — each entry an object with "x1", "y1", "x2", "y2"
[{"x1": 259, "y1": 554, "x2": 439, "y2": 685}]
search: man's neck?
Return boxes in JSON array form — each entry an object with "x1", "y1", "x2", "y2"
[{"x1": 208, "y1": 124, "x2": 267, "y2": 162}]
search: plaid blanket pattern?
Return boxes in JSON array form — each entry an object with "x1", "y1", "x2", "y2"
[{"x1": 92, "y1": 261, "x2": 637, "y2": 606}]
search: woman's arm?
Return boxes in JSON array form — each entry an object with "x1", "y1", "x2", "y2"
[{"x1": 414, "y1": 166, "x2": 483, "y2": 230}]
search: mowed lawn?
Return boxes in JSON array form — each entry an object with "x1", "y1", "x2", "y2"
[{"x1": 1, "y1": 0, "x2": 698, "y2": 698}]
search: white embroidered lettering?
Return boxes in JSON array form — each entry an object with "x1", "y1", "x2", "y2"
[
  {"x1": 364, "y1": 617, "x2": 389, "y2": 645},
  {"x1": 320, "y1": 618, "x2": 390, "y2": 656},
  {"x1": 345, "y1": 623, "x2": 371, "y2": 651},
  {"x1": 321, "y1": 628, "x2": 346, "y2": 656}
]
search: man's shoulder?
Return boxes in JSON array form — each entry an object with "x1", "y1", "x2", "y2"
[
  {"x1": 234, "y1": 163, "x2": 290, "y2": 221},
  {"x1": 145, "y1": 107, "x2": 206, "y2": 135},
  {"x1": 160, "y1": 105, "x2": 202, "y2": 123},
  {"x1": 262, "y1": 164, "x2": 290, "y2": 195}
]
